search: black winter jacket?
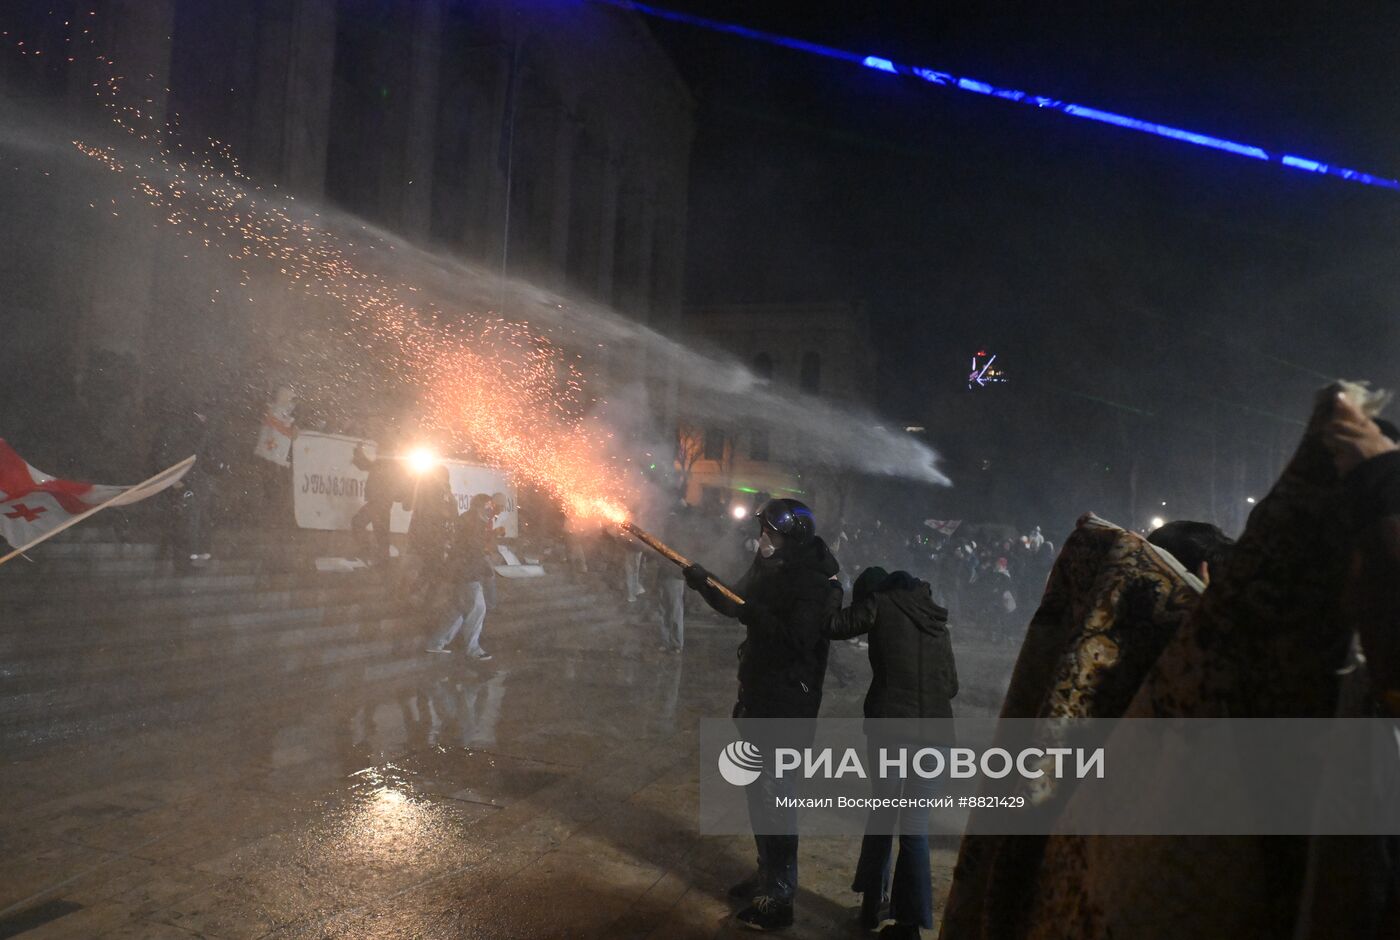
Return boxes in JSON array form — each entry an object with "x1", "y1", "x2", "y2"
[
  {"x1": 443, "y1": 509, "x2": 495, "y2": 583},
  {"x1": 829, "y1": 571, "x2": 958, "y2": 743},
  {"x1": 696, "y1": 536, "x2": 842, "y2": 718}
]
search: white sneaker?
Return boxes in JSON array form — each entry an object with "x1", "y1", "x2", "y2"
[
  {"x1": 425, "y1": 647, "x2": 450, "y2": 654},
  {"x1": 470, "y1": 648, "x2": 493, "y2": 661}
]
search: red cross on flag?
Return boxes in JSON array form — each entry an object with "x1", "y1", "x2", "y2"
[{"x1": 0, "y1": 439, "x2": 195, "y2": 565}]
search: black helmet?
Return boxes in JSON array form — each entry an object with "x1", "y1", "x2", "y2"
[{"x1": 756, "y1": 498, "x2": 815, "y2": 543}]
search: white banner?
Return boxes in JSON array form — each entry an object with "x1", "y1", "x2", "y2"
[
  {"x1": 442, "y1": 462, "x2": 519, "y2": 538},
  {"x1": 291, "y1": 431, "x2": 517, "y2": 537}
]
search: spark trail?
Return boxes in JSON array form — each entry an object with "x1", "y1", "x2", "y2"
[{"x1": 66, "y1": 55, "x2": 635, "y2": 523}]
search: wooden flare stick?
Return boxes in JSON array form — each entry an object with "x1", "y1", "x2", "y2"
[{"x1": 621, "y1": 520, "x2": 745, "y2": 606}]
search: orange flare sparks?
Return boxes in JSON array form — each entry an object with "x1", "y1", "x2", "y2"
[{"x1": 57, "y1": 46, "x2": 636, "y2": 526}]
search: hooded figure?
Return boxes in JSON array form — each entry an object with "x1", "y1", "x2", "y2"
[
  {"x1": 833, "y1": 567, "x2": 958, "y2": 738},
  {"x1": 149, "y1": 399, "x2": 220, "y2": 572},
  {"x1": 829, "y1": 566, "x2": 959, "y2": 936},
  {"x1": 683, "y1": 498, "x2": 842, "y2": 931}
]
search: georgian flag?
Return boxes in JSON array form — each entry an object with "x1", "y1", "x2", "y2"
[
  {"x1": 254, "y1": 411, "x2": 296, "y2": 466},
  {"x1": 253, "y1": 386, "x2": 297, "y2": 466},
  {"x1": 0, "y1": 439, "x2": 194, "y2": 563}
]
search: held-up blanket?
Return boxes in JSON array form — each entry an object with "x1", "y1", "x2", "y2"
[
  {"x1": 940, "y1": 515, "x2": 1203, "y2": 939},
  {"x1": 942, "y1": 383, "x2": 1388, "y2": 940}
]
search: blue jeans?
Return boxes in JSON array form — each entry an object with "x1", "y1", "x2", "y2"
[
  {"x1": 851, "y1": 738, "x2": 941, "y2": 929},
  {"x1": 657, "y1": 579, "x2": 685, "y2": 650},
  {"x1": 624, "y1": 549, "x2": 643, "y2": 601},
  {"x1": 482, "y1": 570, "x2": 497, "y2": 610}
]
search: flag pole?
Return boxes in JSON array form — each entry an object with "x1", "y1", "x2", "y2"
[{"x1": 0, "y1": 456, "x2": 195, "y2": 569}]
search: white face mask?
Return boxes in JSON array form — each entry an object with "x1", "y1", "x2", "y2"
[{"x1": 758, "y1": 530, "x2": 777, "y2": 558}]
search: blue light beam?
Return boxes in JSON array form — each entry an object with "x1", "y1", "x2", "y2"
[{"x1": 597, "y1": 0, "x2": 1400, "y2": 193}]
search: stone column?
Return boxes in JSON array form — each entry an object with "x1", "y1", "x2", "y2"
[
  {"x1": 349, "y1": 0, "x2": 444, "y2": 237},
  {"x1": 648, "y1": 151, "x2": 692, "y2": 459},
  {"x1": 546, "y1": 110, "x2": 578, "y2": 283},
  {"x1": 76, "y1": 0, "x2": 177, "y2": 472},
  {"x1": 250, "y1": 0, "x2": 337, "y2": 198},
  {"x1": 461, "y1": 44, "x2": 512, "y2": 271},
  {"x1": 504, "y1": 92, "x2": 553, "y2": 279},
  {"x1": 628, "y1": 178, "x2": 657, "y2": 318},
  {"x1": 650, "y1": 195, "x2": 687, "y2": 332},
  {"x1": 594, "y1": 151, "x2": 622, "y2": 303},
  {"x1": 396, "y1": 0, "x2": 443, "y2": 238}
]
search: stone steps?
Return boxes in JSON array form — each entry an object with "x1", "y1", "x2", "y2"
[
  {"x1": 20, "y1": 540, "x2": 163, "y2": 559},
  {"x1": 6, "y1": 580, "x2": 388, "y2": 623},
  {"x1": 0, "y1": 600, "x2": 632, "y2": 748},
  {"x1": 0, "y1": 533, "x2": 633, "y2": 749},
  {"x1": 1, "y1": 596, "x2": 401, "y2": 655},
  {"x1": 1, "y1": 608, "x2": 415, "y2": 686},
  {"x1": 1, "y1": 587, "x2": 629, "y2": 683},
  {"x1": 5, "y1": 583, "x2": 619, "y2": 638},
  {"x1": 1, "y1": 560, "x2": 592, "y2": 606},
  {"x1": 1, "y1": 556, "x2": 269, "y2": 579},
  {"x1": 2, "y1": 579, "x2": 629, "y2": 656},
  {"x1": 0, "y1": 644, "x2": 436, "y2": 749},
  {"x1": 2, "y1": 603, "x2": 626, "y2": 725}
]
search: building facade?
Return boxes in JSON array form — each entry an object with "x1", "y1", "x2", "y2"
[
  {"x1": 681, "y1": 302, "x2": 877, "y2": 523},
  {"x1": 0, "y1": 0, "x2": 692, "y2": 474}
]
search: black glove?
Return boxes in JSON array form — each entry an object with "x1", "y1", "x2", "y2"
[
  {"x1": 737, "y1": 601, "x2": 764, "y2": 628},
  {"x1": 683, "y1": 564, "x2": 710, "y2": 591}
]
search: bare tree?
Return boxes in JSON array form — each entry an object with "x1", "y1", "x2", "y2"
[{"x1": 674, "y1": 421, "x2": 707, "y2": 495}]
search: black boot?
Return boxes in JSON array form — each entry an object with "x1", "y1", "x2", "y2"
[
  {"x1": 859, "y1": 890, "x2": 889, "y2": 930},
  {"x1": 877, "y1": 923, "x2": 921, "y2": 939},
  {"x1": 736, "y1": 895, "x2": 794, "y2": 931}
]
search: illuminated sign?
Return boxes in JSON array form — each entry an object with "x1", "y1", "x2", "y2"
[{"x1": 968, "y1": 350, "x2": 1007, "y2": 389}]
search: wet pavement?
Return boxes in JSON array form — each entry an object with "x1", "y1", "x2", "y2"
[{"x1": 0, "y1": 574, "x2": 997, "y2": 938}]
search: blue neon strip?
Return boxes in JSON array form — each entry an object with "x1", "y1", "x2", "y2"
[
  {"x1": 596, "y1": 0, "x2": 866, "y2": 65},
  {"x1": 1062, "y1": 104, "x2": 1269, "y2": 160},
  {"x1": 595, "y1": 0, "x2": 1400, "y2": 192}
]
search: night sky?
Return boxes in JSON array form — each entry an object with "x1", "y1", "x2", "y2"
[{"x1": 643, "y1": 0, "x2": 1400, "y2": 531}]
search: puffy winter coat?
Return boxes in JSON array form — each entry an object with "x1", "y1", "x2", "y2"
[{"x1": 829, "y1": 570, "x2": 958, "y2": 743}]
